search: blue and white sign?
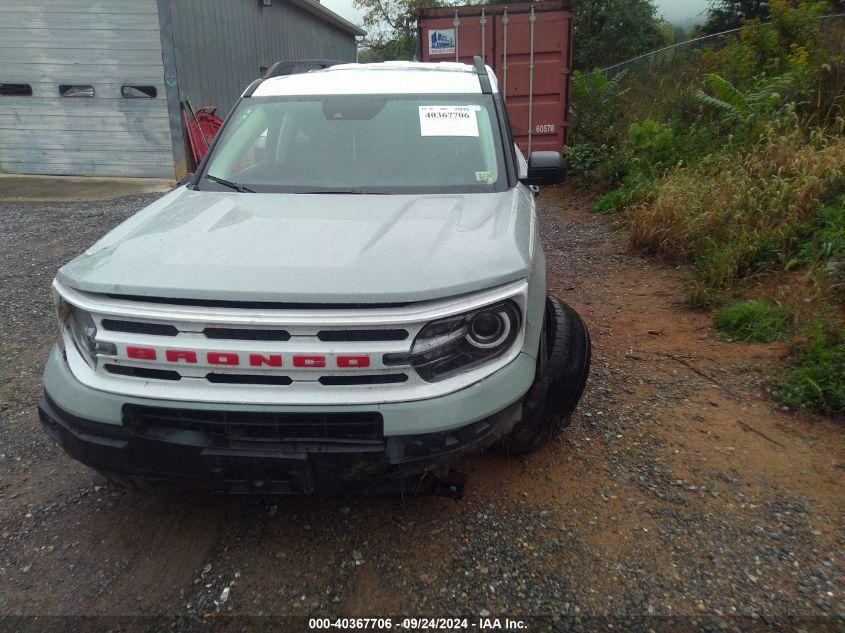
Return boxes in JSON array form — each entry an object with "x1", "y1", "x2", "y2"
[{"x1": 429, "y1": 29, "x2": 456, "y2": 55}]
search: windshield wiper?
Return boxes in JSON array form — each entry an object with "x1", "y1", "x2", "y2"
[{"x1": 206, "y1": 174, "x2": 256, "y2": 193}]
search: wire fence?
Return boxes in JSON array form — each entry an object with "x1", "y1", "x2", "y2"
[{"x1": 603, "y1": 13, "x2": 845, "y2": 78}]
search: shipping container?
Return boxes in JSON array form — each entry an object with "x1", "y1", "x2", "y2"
[{"x1": 419, "y1": 0, "x2": 573, "y2": 155}]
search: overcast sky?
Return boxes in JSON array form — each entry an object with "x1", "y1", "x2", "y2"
[
  {"x1": 321, "y1": 0, "x2": 712, "y2": 30},
  {"x1": 657, "y1": 0, "x2": 710, "y2": 26}
]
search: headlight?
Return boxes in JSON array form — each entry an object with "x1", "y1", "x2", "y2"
[
  {"x1": 57, "y1": 298, "x2": 116, "y2": 367},
  {"x1": 397, "y1": 300, "x2": 521, "y2": 382}
]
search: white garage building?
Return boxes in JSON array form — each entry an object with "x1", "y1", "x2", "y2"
[{"x1": 0, "y1": 0, "x2": 363, "y2": 178}]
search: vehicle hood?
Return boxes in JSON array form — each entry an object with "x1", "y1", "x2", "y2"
[{"x1": 58, "y1": 187, "x2": 534, "y2": 304}]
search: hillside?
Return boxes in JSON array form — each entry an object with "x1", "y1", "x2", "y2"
[{"x1": 567, "y1": 0, "x2": 845, "y2": 416}]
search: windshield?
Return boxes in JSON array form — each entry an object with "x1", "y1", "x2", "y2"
[{"x1": 201, "y1": 94, "x2": 507, "y2": 194}]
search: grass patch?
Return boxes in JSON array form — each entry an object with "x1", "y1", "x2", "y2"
[
  {"x1": 627, "y1": 132, "x2": 845, "y2": 305},
  {"x1": 593, "y1": 187, "x2": 636, "y2": 214},
  {"x1": 714, "y1": 299, "x2": 791, "y2": 342},
  {"x1": 777, "y1": 320, "x2": 845, "y2": 415},
  {"x1": 592, "y1": 178, "x2": 657, "y2": 214},
  {"x1": 793, "y1": 196, "x2": 845, "y2": 268}
]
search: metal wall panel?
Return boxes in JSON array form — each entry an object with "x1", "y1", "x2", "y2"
[
  {"x1": 0, "y1": 0, "x2": 175, "y2": 177},
  {"x1": 166, "y1": 0, "x2": 358, "y2": 120}
]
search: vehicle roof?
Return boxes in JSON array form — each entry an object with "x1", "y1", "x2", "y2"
[{"x1": 250, "y1": 61, "x2": 499, "y2": 97}]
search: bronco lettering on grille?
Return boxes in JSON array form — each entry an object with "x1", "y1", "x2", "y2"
[{"x1": 122, "y1": 346, "x2": 371, "y2": 368}]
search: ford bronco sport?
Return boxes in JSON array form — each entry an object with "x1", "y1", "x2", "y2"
[{"x1": 39, "y1": 59, "x2": 591, "y2": 495}]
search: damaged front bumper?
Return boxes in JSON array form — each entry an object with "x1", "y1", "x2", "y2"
[{"x1": 38, "y1": 395, "x2": 521, "y2": 495}]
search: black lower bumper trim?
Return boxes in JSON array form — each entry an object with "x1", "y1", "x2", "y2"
[{"x1": 38, "y1": 395, "x2": 521, "y2": 495}]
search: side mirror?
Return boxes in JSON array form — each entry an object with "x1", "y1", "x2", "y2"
[{"x1": 520, "y1": 151, "x2": 566, "y2": 187}]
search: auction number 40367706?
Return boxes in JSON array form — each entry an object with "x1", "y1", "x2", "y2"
[{"x1": 308, "y1": 617, "x2": 528, "y2": 630}]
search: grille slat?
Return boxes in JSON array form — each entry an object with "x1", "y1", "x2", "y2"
[
  {"x1": 124, "y1": 405, "x2": 384, "y2": 442},
  {"x1": 319, "y1": 374, "x2": 408, "y2": 386},
  {"x1": 203, "y1": 328, "x2": 291, "y2": 341},
  {"x1": 105, "y1": 364, "x2": 181, "y2": 381},
  {"x1": 101, "y1": 319, "x2": 178, "y2": 336},
  {"x1": 206, "y1": 373, "x2": 292, "y2": 385},
  {"x1": 317, "y1": 329, "x2": 409, "y2": 342}
]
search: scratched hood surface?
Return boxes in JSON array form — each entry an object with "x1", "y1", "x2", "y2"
[{"x1": 58, "y1": 187, "x2": 533, "y2": 304}]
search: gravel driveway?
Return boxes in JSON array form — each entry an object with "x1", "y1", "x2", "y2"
[{"x1": 0, "y1": 189, "x2": 842, "y2": 630}]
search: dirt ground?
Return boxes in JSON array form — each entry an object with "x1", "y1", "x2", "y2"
[
  {"x1": 0, "y1": 174, "x2": 173, "y2": 203},
  {"x1": 0, "y1": 187, "x2": 842, "y2": 630}
]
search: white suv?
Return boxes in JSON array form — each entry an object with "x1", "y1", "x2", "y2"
[{"x1": 39, "y1": 59, "x2": 591, "y2": 496}]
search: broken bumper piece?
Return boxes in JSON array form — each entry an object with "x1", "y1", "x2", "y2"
[{"x1": 38, "y1": 394, "x2": 521, "y2": 495}]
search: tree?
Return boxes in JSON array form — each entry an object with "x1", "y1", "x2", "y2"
[
  {"x1": 353, "y1": 0, "x2": 443, "y2": 61},
  {"x1": 700, "y1": 0, "x2": 769, "y2": 33},
  {"x1": 699, "y1": 0, "x2": 844, "y2": 34},
  {"x1": 571, "y1": 0, "x2": 666, "y2": 69}
]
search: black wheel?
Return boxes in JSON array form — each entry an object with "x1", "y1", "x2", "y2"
[
  {"x1": 544, "y1": 296, "x2": 591, "y2": 422},
  {"x1": 501, "y1": 296, "x2": 591, "y2": 455}
]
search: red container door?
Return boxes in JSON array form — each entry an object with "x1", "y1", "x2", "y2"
[
  {"x1": 420, "y1": 11, "x2": 495, "y2": 67},
  {"x1": 419, "y1": 2, "x2": 573, "y2": 157},
  {"x1": 495, "y1": 7, "x2": 571, "y2": 154}
]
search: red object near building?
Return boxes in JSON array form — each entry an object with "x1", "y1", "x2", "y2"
[
  {"x1": 419, "y1": 1, "x2": 573, "y2": 155},
  {"x1": 181, "y1": 102, "x2": 224, "y2": 166}
]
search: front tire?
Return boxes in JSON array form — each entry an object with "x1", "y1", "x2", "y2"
[
  {"x1": 501, "y1": 296, "x2": 591, "y2": 455},
  {"x1": 544, "y1": 296, "x2": 591, "y2": 422}
]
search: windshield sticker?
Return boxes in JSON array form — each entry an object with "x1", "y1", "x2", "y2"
[
  {"x1": 419, "y1": 106, "x2": 479, "y2": 137},
  {"x1": 475, "y1": 170, "x2": 493, "y2": 183}
]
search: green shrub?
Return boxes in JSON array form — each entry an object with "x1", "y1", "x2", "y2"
[
  {"x1": 702, "y1": 0, "x2": 830, "y2": 89},
  {"x1": 627, "y1": 119, "x2": 678, "y2": 174},
  {"x1": 592, "y1": 187, "x2": 632, "y2": 214},
  {"x1": 777, "y1": 319, "x2": 845, "y2": 415},
  {"x1": 714, "y1": 299, "x2": 792, "y2": 342},
  {"x1": 567, "y1": 69, "x2": 631, "y2": 178},
  {"x1": 569, "y1": 68, "x2": 630, "y2": 148},
  {"x1": 793, "y1": 196, "x2": 845, "y2": 266},
  {"x1": 564, "y1": 144, "x2": 609, "y2": 177},
  {"x1": 696, "y1": 73, "x2": 796, "y2": 132}
]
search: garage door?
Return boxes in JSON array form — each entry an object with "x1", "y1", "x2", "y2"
[{"x1": 0, "y1": 0, "x2": 175, "y2": 178}]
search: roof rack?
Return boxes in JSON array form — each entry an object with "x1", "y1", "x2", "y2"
[
  {"x1": 473, "y1": 56, "x2": 492, "y2": 94},
  {"x1": 263, "y1": 59, "x2": 344, "y2": 79},
  {"x1": 243, "y1": 58, "x2": 346, "y2": 97}
]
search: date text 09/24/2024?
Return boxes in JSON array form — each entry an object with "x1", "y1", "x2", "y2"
[{"x1": 308, "y1": 618, "x2": 528, "y2": 630}]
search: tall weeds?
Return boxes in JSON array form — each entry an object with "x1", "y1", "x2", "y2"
[{"x1": 629, "y1": 132, "x2": 845, "y2": 303}]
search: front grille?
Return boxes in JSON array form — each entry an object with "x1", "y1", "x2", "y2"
[
  {"x1": 104, "y1": 365, "x2": 407, "y2": 386},
  {"x1": 123, "y1": 405, "x2": 384, "y2": 443}
]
